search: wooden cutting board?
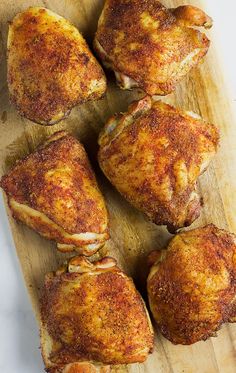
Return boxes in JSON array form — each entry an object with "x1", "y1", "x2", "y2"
[{"x1": 0, "y1": 0, "x2": 236, "y2": 372}]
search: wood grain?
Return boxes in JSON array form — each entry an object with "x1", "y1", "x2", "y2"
[{"x1": 0, "y1": 1, "x2": 236, "y2": 372}]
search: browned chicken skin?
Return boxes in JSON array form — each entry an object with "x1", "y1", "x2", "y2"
[
  {"x1": 147, "y1": 225, "x2": 236, "y2": 345},
  {"x1": 40, "y1": 256, "x2": 154, "y2": 372},
  {"x1": 98, "y1": 96, "x2": 219, "y2": 232},
  {"x1": 8, "y1": 7, "x2": 106, "y2": 125},
  {"x1": 0, "y1": 131, "x2": 109, "y2": 254},
  {"x1": 94, "y1": 0, "x2": 212, "y2": 95}
]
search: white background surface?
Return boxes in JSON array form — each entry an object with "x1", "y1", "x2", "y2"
[{"x1": 1, "y1": 1, "x2": 236, "y2": 372}]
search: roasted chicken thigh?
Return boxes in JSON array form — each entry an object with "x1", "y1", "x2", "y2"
[
  {"x1": 98, "y1": 97, "x2": 219, "y2": 231},
  {"x1": 40, "y1": 256, "x2": 154, "y2": 372},
  {"x1": 147, "y1": 225, "x2": 236, "y2": 344},
  {"x1": 8, "y1": 7, "x2": 106, "y2": 125},
  {"x1": 1, "y1": 131, "x2": 109, "y2": 254},
  {"x1": 94, "y1": 0, "x2": 212, "y2": 95}
]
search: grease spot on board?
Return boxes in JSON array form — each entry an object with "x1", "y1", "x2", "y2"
[
  {"x1": 42, "y1": 0, "x2": 48, "y2": 8},
  {"x1": 4, "y1": 133, "x2": 30, "y2": 171},
  {"x1": 1, "y1": 110, "x2": 7, "y2": 123}
]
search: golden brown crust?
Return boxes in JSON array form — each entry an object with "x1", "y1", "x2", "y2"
[
  {"x1": 98, "y1": 97, "x2": 219, "y2": 231},
  {"x1": 147, "y1": 224, "x2": 236, "y2": 344},
  {"x1": 172, "y1": 6, "x2": 213, "y2": 29},
  {"x1": 46, "y1": 362, "x2": 110, "y2": 373},
  {"x1": 40, "y1": 256, "x2": 154, "y2": 370},
  {"x1": 94, "y1": 0, "x2": 211, "y2": 95},
  {"x1": 1, "y1": 131, "x2": 109, "y2": 252},
  {"x1": 8, "y1": 7, "x2": 106, "y2": 125}
]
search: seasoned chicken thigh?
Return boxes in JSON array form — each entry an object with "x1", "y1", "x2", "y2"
[
  {"x1": 0, "y1": 131, "x2": 109, "y2": 254},
  {"x1": 147, "y1": 225, "x2": 236, "y2": 345},
  {"x1": 94, "y1": 0, "x2": 212, "y2": 95},
  {"x1": 98, "y1": 97, "x2": 219, "y2": 232},
  {"x1": 8, "y1": 7, "x2": 106, "y2": 125},
  {"x1": 40, "y1": 256, "x2": 154, "y2": 372}
]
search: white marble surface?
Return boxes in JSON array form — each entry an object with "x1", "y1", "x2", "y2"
[{"x1": 1, "y1": 1, "x2": 236, "y2": 372}]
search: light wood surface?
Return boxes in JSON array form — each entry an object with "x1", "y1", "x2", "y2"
[{"x1": 0, "y1": 1, "x2": 236, "y2": 372}]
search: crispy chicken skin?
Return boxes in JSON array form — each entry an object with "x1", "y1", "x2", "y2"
[
  {"x1": 94, "y1": 0, "x2": 212, "y2": 95},
  {"x1": 40, "y1": 256, "x2": 154, "y2": 372},
  {"x1": 147, "y1": 225, "x2": 236, "y2": 345},
  {"x1": 8, "y1": 7, "x2": 106, "y2": 125},
  {"x1": 98, "y1": 96, "x2": 219, "y2": 232},
  {"x1": 0, "y1": 131, "x2": 109, "y2": 254}
]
